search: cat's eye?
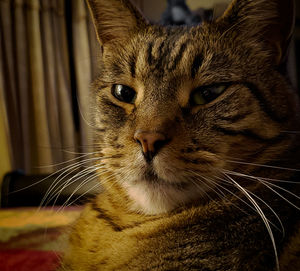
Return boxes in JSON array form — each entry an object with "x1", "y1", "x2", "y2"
[
  {"x1": 191, "y1": 84, "x2": 227, "y2": 105},
  {"x1": 111, "y1": 84, "x2": 136, "y2": 104}
]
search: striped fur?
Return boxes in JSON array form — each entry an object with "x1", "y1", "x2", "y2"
[{"x1": 59, "y1": 0, "x2": 300, "y2": 270}]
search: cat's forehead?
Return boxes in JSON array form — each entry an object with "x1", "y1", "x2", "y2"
[
  {"x1": 138, "y1": 25, "x2": 205, "y2": 59},
  {"x1": 130, "y1": 26, "x2": 209, "y2": 80}
]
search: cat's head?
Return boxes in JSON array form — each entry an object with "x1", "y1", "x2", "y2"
[{"x1": 87, "y1": 0, "x2": 298, "y2": 214}]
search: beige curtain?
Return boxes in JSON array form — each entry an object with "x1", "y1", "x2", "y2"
[
  {"x1": 0, "y1": 0, "x2": 100, "y2": 174},
  {"x1": 0, "y1": 22, "x2": 12, "y2": 182}
]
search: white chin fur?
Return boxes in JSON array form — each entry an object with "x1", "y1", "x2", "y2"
[{"x1": 123, "y1": 181, "x2": 203, "y2": 215}]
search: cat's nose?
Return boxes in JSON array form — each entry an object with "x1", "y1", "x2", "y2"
[{"x1": 134, "y1": 131, "x2": 169, "y2": 162}]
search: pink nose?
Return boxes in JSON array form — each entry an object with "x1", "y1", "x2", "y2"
[{"x1": 134, "y1": 131, "x2": 168, "y2": 162}]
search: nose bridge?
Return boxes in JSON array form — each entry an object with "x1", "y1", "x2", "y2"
[
  {"x1": 136, "y1": 99, "x2": 178, "y2": 133},
  {"x1": 133, "y1": 90, "x2": 179, "y2": 162}
]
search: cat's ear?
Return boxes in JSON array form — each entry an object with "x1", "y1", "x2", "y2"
[
  {"x1": 86, "y1": 0, "x2": 148, "y2": 45},
  {"x1": 219, "y1": 0, "x2": 295, "y2": 65}
]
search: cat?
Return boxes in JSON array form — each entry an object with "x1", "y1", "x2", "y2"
[{"x1": 59, "y1": 0, "x2": 300, "y2": 270}]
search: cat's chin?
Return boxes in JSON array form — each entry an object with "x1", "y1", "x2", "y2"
[{"x1": 123, "y1": 177, "x2": 206, "y2": 215}]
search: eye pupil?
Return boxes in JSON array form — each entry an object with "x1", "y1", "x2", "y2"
[{"x1": 112, "y1": 84, "x2": 136, "y2": 104}]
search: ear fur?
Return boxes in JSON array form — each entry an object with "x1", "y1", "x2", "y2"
[
  {"x1": 86, "y1": 0, "x2": 148, "y2": 45},
  {"x1": 219, "y1": 0, "x2": 295, "y2": 65}
]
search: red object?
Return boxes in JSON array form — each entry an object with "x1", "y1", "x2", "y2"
[{"x1": 0, "y1": 250, "x2": 61, "y2": 271}]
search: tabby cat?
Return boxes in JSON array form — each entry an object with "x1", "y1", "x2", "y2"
[{"x1": 59, "y1": 0, "x2": 300, "y2": 270}]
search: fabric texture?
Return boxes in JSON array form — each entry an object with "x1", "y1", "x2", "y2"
[{"x1": 0, "y1": 207, "x2": 82, "y2": 271}]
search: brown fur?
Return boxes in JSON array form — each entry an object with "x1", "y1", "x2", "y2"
[{"x1": 59, "y1": 0, "x2": 300, "y2": 270}]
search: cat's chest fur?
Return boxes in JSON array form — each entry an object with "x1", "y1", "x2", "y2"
[{"x1": 61, "y1": 185, "x2": 299, "y2": 271}]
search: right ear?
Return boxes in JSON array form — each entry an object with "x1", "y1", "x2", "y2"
[
  {"x1": 218, "y1": 0, "x2": 295, "y2": 66},
  {"x1": 86, "y1": 0, "x2": 148, "y2": 45}
]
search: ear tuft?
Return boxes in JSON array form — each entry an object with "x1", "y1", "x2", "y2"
[
  {"x1": 219, "y1": 0, "x2": 295, "y2": 65},
  {"x1": 86, "y1": 0, "x2": 148, "y2": 45}
]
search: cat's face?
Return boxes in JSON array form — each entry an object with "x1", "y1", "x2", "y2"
[{"x1": 88, "y1": 0, "x2": 298, "y2": 214}]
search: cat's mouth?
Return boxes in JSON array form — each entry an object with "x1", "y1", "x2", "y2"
[
  {"x1": 124, "y1": 163, "x2": 208, "y2": 214},
  {"x1": 141, "y1": 166, "x2": 189, "y2": 189},
  {"x1": 143, "y1": 167, "x2": 162, "y2": 183}
]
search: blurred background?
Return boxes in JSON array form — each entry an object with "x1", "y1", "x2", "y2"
[{"x1": 0, "y1": 0, "x2": 299, "y2": 206}]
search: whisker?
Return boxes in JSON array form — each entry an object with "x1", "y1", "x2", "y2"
[
  {"x1": 76, "y1": 89, "x2": 100, "y2": 131},
  {"x1": 226, "y1": 159, "x2": 300, "y2": 172},
  {"x1": 40, "y1": 160, "x2": 97, "y2": 206},
  {"x1": 58, "y1": 165, "x2": 114, "y2": 207},
  {"x1": 58, "y1": 172, "x2": 103, "y2": 211},
  {"x1": 186, "y1": 171, "x2": 218, "y2": 202},
  {"x1": 280, "y1": 130, "x2": 300, "y2": 134},
  {"x1": 59, "y1": 170, "x2": 120, "y2": 211},
  {"x1": 188, "y1": 168, "x2": 230, "y2": 198},
  {"x1": 222, "y1": 172, "x2": 280, "y2": 271},
  {"x1": 260, "y1": 180, "x2": 300, "y2": 201},
  {"x1": 224, "y1": 170, "x2": 300, "y2": 210},
  {"x1": 218, "y1": 174, "x2": 284, "y2": 233},
  {"x1": 247, "y1": 190, "x2": 284, "y2": 233},
  {"x1": 39, "y1": 157, "x2": 105, "y2": 209},
  {"x1": 224, "y1": 169, "x2": 300, "y2": 184},
  {"x1": 37, "y1": 152, "x2": 101, "y2": 168},
  {"x1": 49, "y1": 166, "x2": 104, "y2": 207},
  {"x1": 48, "y1": 163, "x2": 108, "y2": 206},
  {"x1": 58, "y1": 183, "x2": 102, "y2": 212},
  {"x1": 213, "y1": 175, "x2": 264, "y2": 217},
  {"x1": 11, "y1": 156, "x2": 102, "y2": 195}
]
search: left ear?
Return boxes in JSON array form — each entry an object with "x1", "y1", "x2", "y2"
[
  {"x1": 218, "y1": 0, "x2": 295, "y2": 66},
  {"x1": 86, "y1": 0, "x2": 148, "y2": 45}
]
